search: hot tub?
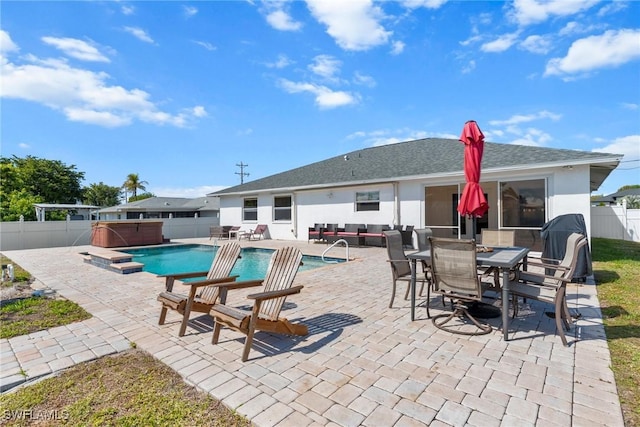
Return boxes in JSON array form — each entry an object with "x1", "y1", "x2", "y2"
[{"x1": 91, "y1": 221, "x2": 163, "y2": 248}]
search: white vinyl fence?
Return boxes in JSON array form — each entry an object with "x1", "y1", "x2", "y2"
[
  {"x1": 2, "y1": 209, "x2": 637, "y2": 251},
  {"x1": 591, "y1": 204, "x2": 640, "y2": 242},
  {"x1": 0, "y1": 217, "x2": 219, "y2": 251}
]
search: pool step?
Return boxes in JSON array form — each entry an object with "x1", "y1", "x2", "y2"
[
  {"x1": 109, "y1": 261, "x2": 144, "y2": 274},
  {"x1": 82, "y1": 250, "x2": 144, "y2": 274}
]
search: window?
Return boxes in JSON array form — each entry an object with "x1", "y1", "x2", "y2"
[
  {"x1": 273, "y1": 195, "x2": 292, "y2": 221},
  {"x1": 500, "y1": 179, "x2": 546, "y2": 227},
  {"x1": 243, "y1": 197, "x2": 258, "y2": 221},
  {"x1": 356, "y1": 191, "x2": 380, "y2": 211}
]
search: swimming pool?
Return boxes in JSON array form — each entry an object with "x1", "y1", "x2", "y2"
[{"x1": 123, "y1": 244, "x2": 343, "y2": 280}]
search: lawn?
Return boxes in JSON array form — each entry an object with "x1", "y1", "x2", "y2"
[{"x1": 591, "y1": 238, "x2": 640, "y2": 427}]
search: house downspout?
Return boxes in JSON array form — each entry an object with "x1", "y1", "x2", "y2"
[
  {"x1": 292, "y1": 192, "x2": 298, "y2": 239},
  {"x1": 393, "y1": 182, "x2": 400, "y2": 226}
]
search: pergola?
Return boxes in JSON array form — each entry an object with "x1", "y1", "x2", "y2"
[{"x1": 33, "y1": 203, "x2": 100, "y2": 222}]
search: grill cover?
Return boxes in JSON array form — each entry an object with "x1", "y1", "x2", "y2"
[{"x1": 540, "y1": 213, "x2": 593, "y2": 282}]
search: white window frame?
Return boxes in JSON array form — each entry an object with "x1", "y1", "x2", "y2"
[
  {"x1": 273, "y1": 194, "x2": 292, "y2": 222},
  {"x1": 499, "y1": 178, "x2": 547, "y2": 229},
  {"x1": 355, "y1": 191, "x2": 380, "y2": 212},
  {"x1": 242, "y1": 197, "x2": 258, "y2": 222}
]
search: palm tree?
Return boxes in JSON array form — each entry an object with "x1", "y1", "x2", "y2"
[{"x1": 122, "y1": 173, "x2": 148, "y2": 202}]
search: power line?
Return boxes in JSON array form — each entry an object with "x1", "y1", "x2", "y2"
[{"x1": 235, "y1": 162, "x2": 249, "y2": 184}]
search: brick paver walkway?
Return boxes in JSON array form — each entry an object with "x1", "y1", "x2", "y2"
[{"x1": 1, "y1": 239, "x2": 624, "y2": 426}]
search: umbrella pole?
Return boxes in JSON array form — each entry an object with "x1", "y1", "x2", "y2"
[{"x1": 472, "y1": 216, "x2": 477, "y2": 241}]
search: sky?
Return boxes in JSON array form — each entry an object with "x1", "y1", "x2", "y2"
[{"x1": 1, "y1": 0, "x2": 639, "y2": 200}]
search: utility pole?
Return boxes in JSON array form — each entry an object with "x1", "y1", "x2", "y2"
[{"x1": 236, "y1": 162, "x2": 249, "y2": 184}]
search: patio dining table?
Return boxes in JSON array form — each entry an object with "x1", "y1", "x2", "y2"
[{"x1": 407, "y1": 246, "x2": 530, "y2": 341}]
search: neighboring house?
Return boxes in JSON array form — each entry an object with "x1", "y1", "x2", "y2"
[
  {"x1": 98, "y1": 196, "x2": 220, "y2": 220},
  {"x1": 210, "y1": 138, "x2": 622, "y2": 250},
  {"x1": 591, "y1": 188, "x2": 640, "y2": 206}
]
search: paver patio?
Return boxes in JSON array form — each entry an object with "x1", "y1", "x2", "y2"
[{"x1": 0, "y1": 238, "x2": 624, "y2": 426}]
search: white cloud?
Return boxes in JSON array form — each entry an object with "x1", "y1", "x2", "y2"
[
  {"x1": 507, "y1": 0, "x2": 599, "y2": 26},
  {"x1": 459, "y1": 34, "x2": 483, "y2": 47},
  {"x1": 0, "y1": 30, "x2": 19, "y2": 53},
  {"x1": 598, "y1": 1, "x2": 628, "y2": 17},
  {"x1": 151, "y1": 185, "x2": 228, "y2": 198},
  {"x1": 489, "y1": 111, "x2": 560, "y2": 146},
  {"x1": 121, "y1": 5, "x2": 135, "y2": 15},
  {"x1": 489, "y1": 111, "x2": 562, "y2": 126},
  {"x1": 265, "y1": 54, "x2": 293, "y2": 69},
  {"x1": 390, "y1": 40, "x2": 405, "y2": 55},
  {"x1": 309, "y1": 54, "x2": 341, "y2": 79},
  {"x1": 193, "y1": 40, "x2": 216, "y2": 51},
  {"x1": 183, "y1": 6, "x2": 198, "y2": 18},
  {"x1": 64, "y1": 108, "x2": 131, "y2": 127},
  {"x1": 41, "y1": 37, "x2": 110, "y2": 62},
  {"x1": 353, "y1": 71, "x2": 376, "y2": 87},
  {"x1": 402, "y1": 0, "x2": 448, "y2": 9},
  {"x1": 266, "y1": 9, "x2": 303, "y2": 31},
  {"x1": 191, "y1": 106, "x2": 207, "y2": 117},
  {"x1": 519, "y1": 34, "x2": 552, "y2": 54},
  {"x1": 123, "y1": 27, "x2": 154, "y2": 44},
  {"x1": 279, "y1": 79, "x2": 358, "y2": 109},
  {"x1": 461, "y1": 59, "x2": 476, "y2": 74},
  {"x1": 593, "y1": 135, "x2": 640, "y2": 160},
  {"x1": 558, "y1": 21, "x2": 604, "y2": 37},
  {"x1": 545, "y1": 29, "x2": 640, "y2": 77},
  {"x1": 481, "y1": 32, "x2": 519, "y2": 53},
  {"x1": 621, "y1": 103, "x2": 638, "y2": 110},
  {"x1": 305, "y1": 0, "x2": 391, "y2": 51},
  {"x1": 18, "y1": 142, "x2": 31, "y2": 149},
  {"x1": 236, "y1": 128, "x2": 253, "y2": 136},
  {"x1": 347, "y1": 128, "x2": 455, "y2": 147},
  {"x1": 1, "y1": 42, "x2": 204, "y2": 128},
  {"x1": 507, "y1": 127, "x2": 553, "y2": 147}
]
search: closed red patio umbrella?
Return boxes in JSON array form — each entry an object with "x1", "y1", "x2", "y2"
[
  {"x1": 457, "y1": 120, "x2": 488, "y2": 236},
  {"x1": 457, "y1": 120, "x2": 500, "y2": 319}
]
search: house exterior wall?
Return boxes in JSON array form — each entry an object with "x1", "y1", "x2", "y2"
[
  {"x1": 295, "y1": 184, "x2": 397, "y2": 240},
  {"x1": 218, "y1": 166, "x2": 595, "y2": 243}
]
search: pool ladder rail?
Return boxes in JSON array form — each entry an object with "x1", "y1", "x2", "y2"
[{"x1": 322, "y1": 239, "x2": 350, "y2": 263}]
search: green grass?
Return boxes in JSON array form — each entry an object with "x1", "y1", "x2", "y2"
[
  {"x1": 1, "y1": 297, "x2": 92, "y2": 339},
  {"x1": 0, "y1": 349, "x2": 251, "y2": 426},
  {"x1": 592, "y1": 238, "x2": 640, "y2": 427}
]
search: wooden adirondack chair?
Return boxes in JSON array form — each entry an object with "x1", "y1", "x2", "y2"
[
  {"x1": 209, "y1": 246, "x2": 307, "y2": 361},
  {"x1": 157, "y1": 242, "x2": 241, "y2": 336}
]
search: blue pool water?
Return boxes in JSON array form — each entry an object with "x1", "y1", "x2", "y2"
[{"x1": 123, "y1": 244, "x2": 342, "y2": 280}]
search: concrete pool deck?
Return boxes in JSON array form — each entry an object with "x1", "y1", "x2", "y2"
[{"x1": 0, "y1": 239, "x2": 624, "y2": 426}]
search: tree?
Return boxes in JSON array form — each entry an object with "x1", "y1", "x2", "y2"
[
  {"x1": 618, "y1": 184, "x2": 640, "y2": 191},
  {"x1": 83, "y1": 182, "x2": 122, "y2": 207},
  {"x1": 624, "y1": 195, "x2": 640, "y2": 209},
  {"x1": 0, "y1": 156, "x2": 85, "y2": 221},
  {"x1": 122, "y1": 173, "x2": 148, "y2": 202},
  {"x1": 127, "y1": 192, "x2": 156, "y2": 203},
  {"x1": 2, "y1": 190, "x2": 42, "y2": 221},
  {"x1": 4, "y1": 155, "x2": 84, "y2": 202}
]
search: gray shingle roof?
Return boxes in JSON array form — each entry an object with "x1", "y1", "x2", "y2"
[
  {"x1": 99, "y1": 196, "x2": 219, "y2": 213},
  {"x1": 213, "y1": 138, "x2": 621, "y2": 195},
  {"x1": 592, "y1": 188, "x2": 640, "y2": 203}
]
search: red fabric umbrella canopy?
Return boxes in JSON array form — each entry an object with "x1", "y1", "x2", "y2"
[{"x1": 457, "y1": 120, "x2": 489, "y2": 218}]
